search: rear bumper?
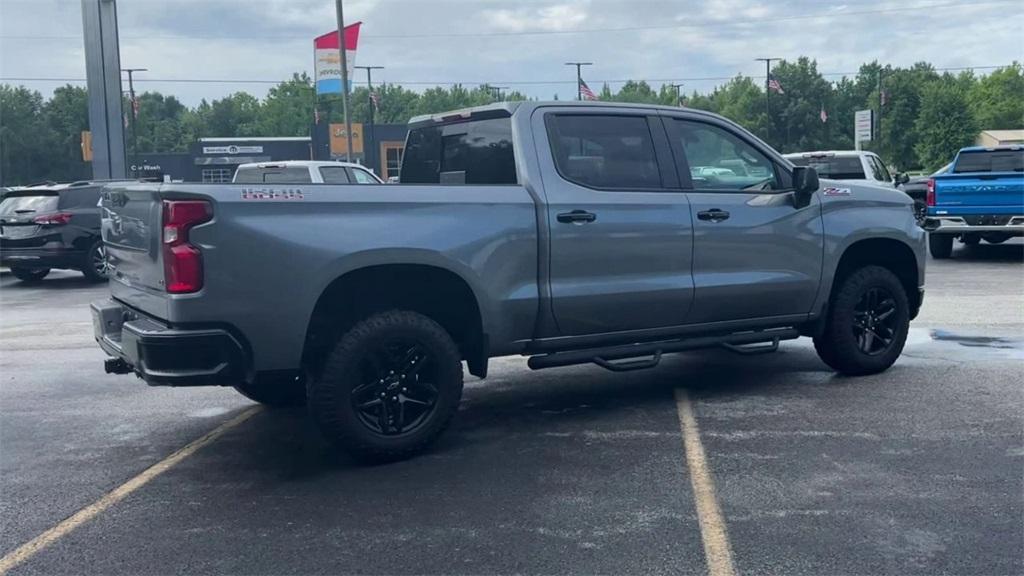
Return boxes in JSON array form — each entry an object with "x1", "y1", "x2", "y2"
[
  {"x1": 923, "y1": 214, "x2": 1024, "y2": 234},
  {"x1": 1, "y1": 247, "x2": 84, "y2": 269},
  {"x1": 91, "y1": 298, "x2": 248, "y2": 387}
]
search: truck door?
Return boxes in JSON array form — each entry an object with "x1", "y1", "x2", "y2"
[
  {"x1": 662, "y1": 116, "x2": 823, "y2": 324},
  {"x1": 533, "y1": 108, "x2": 695, "y2": 336}
]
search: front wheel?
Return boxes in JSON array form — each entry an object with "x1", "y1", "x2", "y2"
[
  {"x1": 928, "y1": 233, "x2": 953, "y2": 259},
  {"x1": 10, "y1": 267, "x2": 50, "y2": 282},
  {"x1": 814, "y1": 265, "x2": 910, "y2": 376},
  {"x1": 307, "y1": 310, "x2": 464, "y2": 462}
]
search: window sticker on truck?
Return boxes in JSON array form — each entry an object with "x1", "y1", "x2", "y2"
[
  {"x1": 822, "y1": 187, "x2": 852, "y2": 196},
  {"x1": 240, "y1": 188, "x2": 305, "y2": 200}
]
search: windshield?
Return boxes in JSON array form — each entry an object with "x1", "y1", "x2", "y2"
[
  {"x1": 0, "y1": 194, "x2": 59, "y2": 221},
  {"x1": 954, "y1": 150, "x2": 1024, "y2": 173}
]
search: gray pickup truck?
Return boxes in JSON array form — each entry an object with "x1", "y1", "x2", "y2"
[{"x1": 92, "y1": 102, "x2": 926, "y2": 460}]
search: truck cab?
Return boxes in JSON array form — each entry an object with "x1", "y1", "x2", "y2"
[{"x1": 784, "y1": 150, "x2": 901, "y2": 189}]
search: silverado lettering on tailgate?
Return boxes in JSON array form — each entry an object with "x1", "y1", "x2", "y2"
[{"x1": 240, "y1": 188, "x2": 305, "y2": 200}]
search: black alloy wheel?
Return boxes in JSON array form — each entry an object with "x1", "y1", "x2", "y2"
[
  {"x1": 851, "y1": 287, "x2": 898, "y2": 356},
  {"x1": 352, "y1": 339, "x2": 439, "y2": 436}
]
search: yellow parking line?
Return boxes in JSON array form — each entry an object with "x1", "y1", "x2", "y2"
[
  {"x1": 675, "y1": 388, "x2": 737, "y2": 576},
  {"x1": 0, "y1": 406, "x2": 261, "y2": 575}
]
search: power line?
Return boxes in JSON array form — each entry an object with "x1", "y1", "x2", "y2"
[
  {"x1": 1, "y1": 66, "x2": 1011, "y2": 87},
  {"x1": 0, "y1": 0, "x2": 1015, "y2": 41}
]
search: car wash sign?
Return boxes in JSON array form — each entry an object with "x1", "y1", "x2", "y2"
[{"x1": 314, "y1": 22, "x2": 361, "y2": 95}]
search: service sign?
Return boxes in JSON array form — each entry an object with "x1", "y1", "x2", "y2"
[
  {"x1": 854, "y1": 109, "x2": 874, "y2": 142},
  {"x1": 202, "y1": 145, "x2": 263, "y2": 155},
  {"x1": 314, "y1": 22, "x2": 361, "y2": 95}
]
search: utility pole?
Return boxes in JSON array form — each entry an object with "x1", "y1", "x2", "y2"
[
  {"x1": 121, "y1": 67, "x2": 146, "y2": 176},
  {"x1": 564, "y1": 62, "x2": 592, "y2": 100},
  {"x1": 755, "y1": 57, "x2": 781, "y2": 142},
  {"x1": 355, "y1": 65, "x2": 383, "y2": 173},
  {"x1": 877, "y1": 68, "x2": 885, "y2": 159},
  {"x1": 334, "y1": 0, "x2": 353, "y2": 162},
  {"x1": 669, "y1": 82, "x2": 684, "y2": 106}
]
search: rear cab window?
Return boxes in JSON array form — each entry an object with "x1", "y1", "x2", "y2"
[
  {"x1": 234, "y1": 166, "x2": 313, "y2": 184},
  {"x1": 954, "y1": 149, "x2": 1024, "y2": 173},
  {"x1": 318, "y1": 166, "x2": 351, "y2": 183},
  {"x1": 790, "y1": 155, "x2": 866, "y2": 180},
  {"x1": 400, "y1": 113, "x2": 517, "y2": 184}
]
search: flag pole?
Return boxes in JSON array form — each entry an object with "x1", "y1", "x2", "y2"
[{"x1": 334, "y1": 0, "x2": 353, "y2": 162}]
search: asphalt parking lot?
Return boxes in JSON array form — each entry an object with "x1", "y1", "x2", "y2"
[{"x1": 1, "y1": 241, "x2": 1022, "y2": 576}]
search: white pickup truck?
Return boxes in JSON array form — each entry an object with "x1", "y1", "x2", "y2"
[
  {"x1": 784, "y1": 151, "x2": 906, "y2": 189},
  {"x1": 232, "y1": 160, "x2": 384, "y2": 184}
]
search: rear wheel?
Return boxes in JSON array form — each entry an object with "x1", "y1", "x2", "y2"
[
  {"x1": 81, "y1": 241, "x2": 109, "y2": 281},
  {"x1": 928, "y1": 233, "x2": 954, "y2": 259},
  {"x1": 10, "y1": 267, "x2": 50, "y2": 282},
  {"x1": 307, "y1": 310, "x2": 464, "y2": 462},
  {"x1": 983, "y1": 233, "x2": 1010, "y2": 245},
  {"x1": 813, "y1": 265, "x2": 910, "y2": 376}
]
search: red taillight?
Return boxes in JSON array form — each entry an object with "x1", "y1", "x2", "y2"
[
  {"x1": 162, "y1": 200, "x2": 212, "y2": 294},
  {"x1": 926, "y1": 178, "x2": 936, "y2": 207},
  {"x1": 33, "y1": 212, "x2": 72, "y2": 225}
]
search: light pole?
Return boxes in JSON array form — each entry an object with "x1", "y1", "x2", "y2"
[
  {"x1": 755, "y1": 57, "x2": 781, "y2": 142},
  {"x1": 334, "y1": 0, "x2": 353, "y2": 162},
  {"x1": 121, "y1": 67, "x2": 146, "y2": 175},
  {"x1": 564, "y1": 62, "x2": 592, "y2": 100},
  {"x1": 355, "y1": 65, "x2": 384, "y2": 173},
  {"x1": 669, "y1": 82, "x2": 684, "y2": 106}
]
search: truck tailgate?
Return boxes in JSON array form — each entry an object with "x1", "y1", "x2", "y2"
[
  {"x1": 932, "y1": 172, "x2": 1024, "y2": 215},
  {"x1": 100, "y1": 184, "x2": 170, "y2": 318}
]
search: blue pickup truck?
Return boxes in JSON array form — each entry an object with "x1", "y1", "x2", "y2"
[{"x1": 925, "y1": 146, "x2": 1024, "y2": 258}]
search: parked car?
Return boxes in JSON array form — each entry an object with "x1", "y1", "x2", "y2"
[
  {"x1": 92, "y1": 101, "x2": 925, "y2": 461},
  {"x1": 1, "y1": 181, "x2": 115, "y2": 282},
  {"x1": 784, "y1": 151, "x2": 906, "y2": 189},
  {"x1": 924, "y1": 145, "x2": 1024, "y2": 258},
  {"x1": 900, "y1": 162, "x2": 952, "y2": 221},
  {"x1": 233, "y1": 160, "x2": 383, "y2": 184}
]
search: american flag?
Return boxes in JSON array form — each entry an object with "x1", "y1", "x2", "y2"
[
  {"x1": 314, "y1": 107, "x2": 320, "y2": 125},
  {"x1": 369, "y1": 91, "x2": 381, "y2": 111},
  {"x1": 820, "y1": 106, "x2": 828, "y2": 123},
  {"x1": 579, "y1": 78, "x2": 598, "y2": 101},
  {"x1": 768, "y1": 75, "x2": 784, "y2": 94}
]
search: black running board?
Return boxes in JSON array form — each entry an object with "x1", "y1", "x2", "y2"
[{"x1": 526, "y1": 328, "x2": 800, "y2": 372}]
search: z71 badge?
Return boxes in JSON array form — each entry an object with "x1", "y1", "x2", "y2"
[
  {"x1": 241, "y1": 188, "x2": 305, "y2": 200},
  {"x1": 822, "y1": 187, "x2": 852, "y2": 196}
]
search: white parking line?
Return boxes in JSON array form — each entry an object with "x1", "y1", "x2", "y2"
[
  {"x1": 675, "y1": 388, "x2": 737, "y2": 576},
  {"x1": 0, "y1": 406, "x2": 261, "y2": 575}
]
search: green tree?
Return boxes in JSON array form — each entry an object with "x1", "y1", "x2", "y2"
[
  {"x1": 969, "y1": 63, "x2": 1024, "y2": 129},
  {"x1": 43, "y1": 85, "x2": 91, "y2": 181},
  {"x1": 133, "y1": 92, "x2": 189, "y2": 152},
  {"x1": 0, "y1": 85, "x2": 55, "y2": 185},
  {"x1": 258, "y1": 73, "x2": 315, "y2": 136},
  {"x1": 915, "y1": 78, "x2": 977, "y2": 170}
]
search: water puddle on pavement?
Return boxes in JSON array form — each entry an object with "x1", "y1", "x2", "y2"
[{"x1": 904, "y1": 328, "x2": 1024, "y2": 361}]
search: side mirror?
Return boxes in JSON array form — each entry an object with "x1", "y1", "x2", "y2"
[
  {"x1": 792, "y1": 166, "x2": 819, "y2": 207},
  {"x1": 895, "y1": 172, "x2": 910, "y2": 185}
]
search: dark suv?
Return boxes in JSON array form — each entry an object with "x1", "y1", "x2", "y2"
[{"x1": 0, "y1": 182, "x2": 112, "y2": 282}]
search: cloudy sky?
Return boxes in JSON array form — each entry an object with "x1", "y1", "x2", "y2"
[{"x1": 1, "y1": 0, "x2": 1022, "y2": 106}]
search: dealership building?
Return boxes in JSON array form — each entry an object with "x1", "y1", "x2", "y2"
[{"x1": 129, "y1": 122, "x2": 407, "y2": 182}]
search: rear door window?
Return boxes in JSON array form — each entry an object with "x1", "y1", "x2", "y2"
[
  {"x1": 401, "y1": 117, "x2": 517, "y2": 184},
  {"x1": 319, "y1": 166, "x2": 351, "y2": 183},
  {"x1": 546, "y1": 114, "x2": 663, "y2": 189}
]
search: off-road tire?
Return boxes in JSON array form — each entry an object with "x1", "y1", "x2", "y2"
[
  {"x1": 928, "y1": 233, "x2": 953, "y2": 259},
  {"x1": 813, "y1": 265, "x2": 910, "y2": 376},
  {"x1": 307, "y1": 310, "x2": 463, "y2": 463},
  {"x1": 10, "y1": 267, "x2": 50, "y2": 282},
  {"x1": 234, "y1": 374, "x2": 306, "y2": 407}
]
